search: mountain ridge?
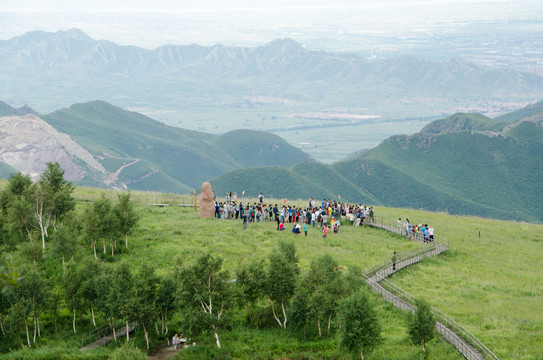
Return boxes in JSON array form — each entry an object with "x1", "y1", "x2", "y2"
[{"x1": 2, "y1": 29, "x2": 543, "y2": 113}]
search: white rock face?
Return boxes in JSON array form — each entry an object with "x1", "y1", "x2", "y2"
[{"x1": 0, "y1": 114, "x2": 106, "y2": 181}]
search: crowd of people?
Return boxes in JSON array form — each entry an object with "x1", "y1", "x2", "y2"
[{"x1": 212, "y1": 193, "x2": 436, "y2": 242}]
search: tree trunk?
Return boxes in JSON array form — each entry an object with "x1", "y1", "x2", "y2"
[
  {"x1": 360, "y1": 347, "x2": 364, "y2": 360},
  {"x1": 422, "y1": 339, "x2": 426, "y2": 353},
  {"x1": 165, "y1": 308, "x2": 169, "y2": 334},
  {"x1": 54, "y1": 308, "x2": 58, "y2": 332},
  {"x1": 9, "y1": 252, "x2": 12, "y2": 264},
  {"x1": 103, "y1": 240, "x2": 106, "y2": 254},
  {"x1": 111, "y1": 240, "x2": 114, "y2": 257},
  {"x1": 246, "y1": 299, "x2": 253, "y2": 324},
  {"x1": 125, "y1": 233, "x2": 128, "y2": 248},
  {"x1": 33, "y1": 315, "x2": 37, "y2": 343},
  {"x1": 143, "y1": 323, "x2": 150, "y2": 350},
  {"x1": 0, "y1": 316, "x2": 5, "y2": 336},
  {"x1": 37, "y1": 317, "x2": 41, "y2": 338},
  {"x1": 91, "y1": 304, "x2": 96, "y2": 328},
  {"x1": 267, "y1": 296, "x2": 283, "y2": 328},
  {"x1": 126, "y1": 320, "x2": 130, "y2": 342},
  {"x1": 112, "y1": 317, "x2": 117, "y2": 342},
  {"x1": 327, "y1": 313, "x2": 332, "y2": 335},
  {"x1": 213, "y1": 325, "x2": 221, "y2": 349},
  {"x1": 317, "y1": 316, "x2": 322, "y2": 337},
  {"x1": 155, "y1": 322, "x2": 160, "y2": 335},
  {"x1": 72, "y1": 308, "x2": 77, "y2": 334},
  {"x1": 25, "y1": 316, "x2": 31, "y2": 347},
  {"x1": 281, "y1": 299, "x2": 288, "y2": 328}
]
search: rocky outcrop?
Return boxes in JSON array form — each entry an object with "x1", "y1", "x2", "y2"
[{"x1": 0, "y1": 114, "x2": 106, "y2": 181}]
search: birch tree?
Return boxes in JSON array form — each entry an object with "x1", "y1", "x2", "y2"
[
  {"x1": 177, "y1": 253, "x2": 233, "y2": 349},
  {"x1": 264, "y1": 241, "x2": 299, "y2": 329},
  {"x1": 113, "y1": 193, "x2": 139, "y2": 249},
  {"x1": 338, "y1": 289, "x2": 381, "y2": 360}
]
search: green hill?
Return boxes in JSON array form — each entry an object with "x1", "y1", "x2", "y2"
[
  {"x1": 210, "y1": 104, "x2": 543, "y2": 223},
  {"x1": 494, "y1": 100, "x2": 543, "y2": 122},
  {"x1": 41, "y1": 101, "x2": 313, "y2": 192}
]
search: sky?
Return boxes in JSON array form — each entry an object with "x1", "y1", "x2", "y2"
[{"x1": 2, "y1": 0, "x2": 541, "y2": 50}]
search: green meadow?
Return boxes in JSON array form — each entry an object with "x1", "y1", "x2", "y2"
[{"x1": 1, "y1": 182, "x2": 541, "y2": 359}]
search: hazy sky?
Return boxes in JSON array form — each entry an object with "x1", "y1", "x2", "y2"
[{"x1": 2, "y1": 0, "x2": 542, "y2": 50}]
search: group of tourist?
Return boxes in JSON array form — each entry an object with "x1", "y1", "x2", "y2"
[
  {"x1": 398, "y1": 218, "x2": 434, "y2": 242},
  {"x1": 212, "y1": 194, "x2": 436, "y2": 242}
]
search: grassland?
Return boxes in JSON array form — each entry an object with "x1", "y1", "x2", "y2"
[
  {"x1": 2, "y1": 182, "x2": 541, "y2": 359},
  {"x1": 76, "y1": 186, "x2": 543, "y2": 359}
]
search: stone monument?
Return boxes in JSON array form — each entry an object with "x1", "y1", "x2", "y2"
[{"x1": 199, "y1": 182, "x2": 215, "y2": 218}]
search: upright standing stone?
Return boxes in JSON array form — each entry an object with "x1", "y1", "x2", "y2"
[{"x1": 199, "y1": 182, "x2": 215, "y2": 218}]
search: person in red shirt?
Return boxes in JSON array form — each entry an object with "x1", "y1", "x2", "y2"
[{"x1": 322, "y1": 225, "x2": 330, "y2": 238}]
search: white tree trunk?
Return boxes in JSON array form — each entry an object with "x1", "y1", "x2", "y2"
[
  {"x1": 93, "y1": 241, "x2": 97, "y2": 259},
  {"x1": 73, "y1": 308, "x2": 77, "y2": 334},
  {"x1": 317, "y1": 316, "x2": 321, "y2": 337},
  {"x1": 213, "y1": 326, "x2": 221, "y2": 349},
  {"x1": 25, "y1": 316, "x2": 31, "y2": 347},
  {"x1": 143, "y1": 323, "x2": 150, "y2": 350},
  {"x1": 281, "y1": 300, "x2": 288, "y2": 328},
  {"x1": 33, "y1": 315, "x2": 37, "y2": 343},
  {"x1": 360, "y1": 348, "x2": 364, "y2": 360},
  {"x1": 267, "y1": 296, "x2": 284, "y2": 328},
  {"x1": 37, "y1": 317, "x2": 41, "y2": 338},
  {"x1": 126, "y1": 320, "x2": 130, "y2": 342},
  {"x1": 112, "y1": 318, "x2": 117, "y2": 342},
  {"x1": 91, "y1": 305, "x2": 96, "y2": 328},
  {"x1": 125, "y1": 233, "x2": 128, "y2": 248}
]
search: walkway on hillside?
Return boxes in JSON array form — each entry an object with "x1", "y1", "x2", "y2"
[
  {"x1": 80, "y1": 322, "x2": 135, "y2": 351},
  {"x1": 364, "y1": 219, "x2": 498, "y2": 360}
]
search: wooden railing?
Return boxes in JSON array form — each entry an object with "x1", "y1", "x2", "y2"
[
  {"x1": 362, "y1": 217, "x2": 500, "y2": 360},
  {"x1": 81, "y1": 319, "x2": 126, "y2": 347}
]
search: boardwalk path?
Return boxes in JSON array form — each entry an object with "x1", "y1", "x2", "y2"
[{"x1": 365, "y1": 219, "x2": 496, "y2": 360}]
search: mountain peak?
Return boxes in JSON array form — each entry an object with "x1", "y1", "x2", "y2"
[
  {"x1": 265, "y1": 38, "x2": 306, "y2": 53},
  {"x1": 56, "y1": 28, "x2": 92, "y2": 41}
]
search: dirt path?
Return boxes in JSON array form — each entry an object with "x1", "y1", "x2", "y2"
[{"x1": 148, "y1": 343, "x2": 178, "y2": 360}]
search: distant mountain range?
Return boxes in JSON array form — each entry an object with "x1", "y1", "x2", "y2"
[
  {"x1": 0, "y1": 100, "x2": 313, "y2": 193},
  {"x1": 211, "y1": 101, "x2": 543, "y2": 223},
  {"x1": 2, "y1": 28, "x2": 543, "y2": 115}
]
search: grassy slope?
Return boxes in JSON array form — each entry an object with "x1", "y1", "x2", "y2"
[
  {"x1": 2, "y1": 182, "x2": 540, "y2": 359},
  {"x1": 375, "y1": 205, "x2": 543, "y2": 360},
  {"x1": 216, "y1": 129, "x2": 314, "y2": 168},
  {"x1": 334, "y1": 116, "x2": 543, "y2": 222}
]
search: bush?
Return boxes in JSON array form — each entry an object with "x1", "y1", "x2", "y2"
[{"x1": 110, "y1": 342, "x2": 147, "y2": 360}]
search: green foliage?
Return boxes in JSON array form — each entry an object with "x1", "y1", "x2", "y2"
[
  {"x1": 110, "y1": 342, "x2": 147, "y2": 360},
  {"x1": 407, "y1": 299, "x2": 436, "y2": 353},
  {"x1": 177, "y1": 253, "x2": 234, "y2": 348},
  {"x1": 264, "y1": 241, "x2": 299, "y2": 329},
  {"x1": 338, "y1": 288, "x2": 381, "y2": 359}
]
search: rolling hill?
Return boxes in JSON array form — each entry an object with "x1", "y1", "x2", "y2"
[
  {"x1": 211, "y1": 104, "x2": 543, "y2": 223},
  {"x1": 1, "y1": 100, "x2": 313, "y2": 192}
]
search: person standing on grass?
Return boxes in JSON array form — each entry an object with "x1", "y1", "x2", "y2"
[
  {"x1": 259, "y1": 193, "x2": 264, "y2": 203},
  {"x1": 322, "y1": 225, "x2": 330, "y2": 238},
  {"x1": 304, "y1": 222, "x2": 308, "y2": 236},
  {"x1": 242, "y1": 210, "x2": 248, "y2": 230}
]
